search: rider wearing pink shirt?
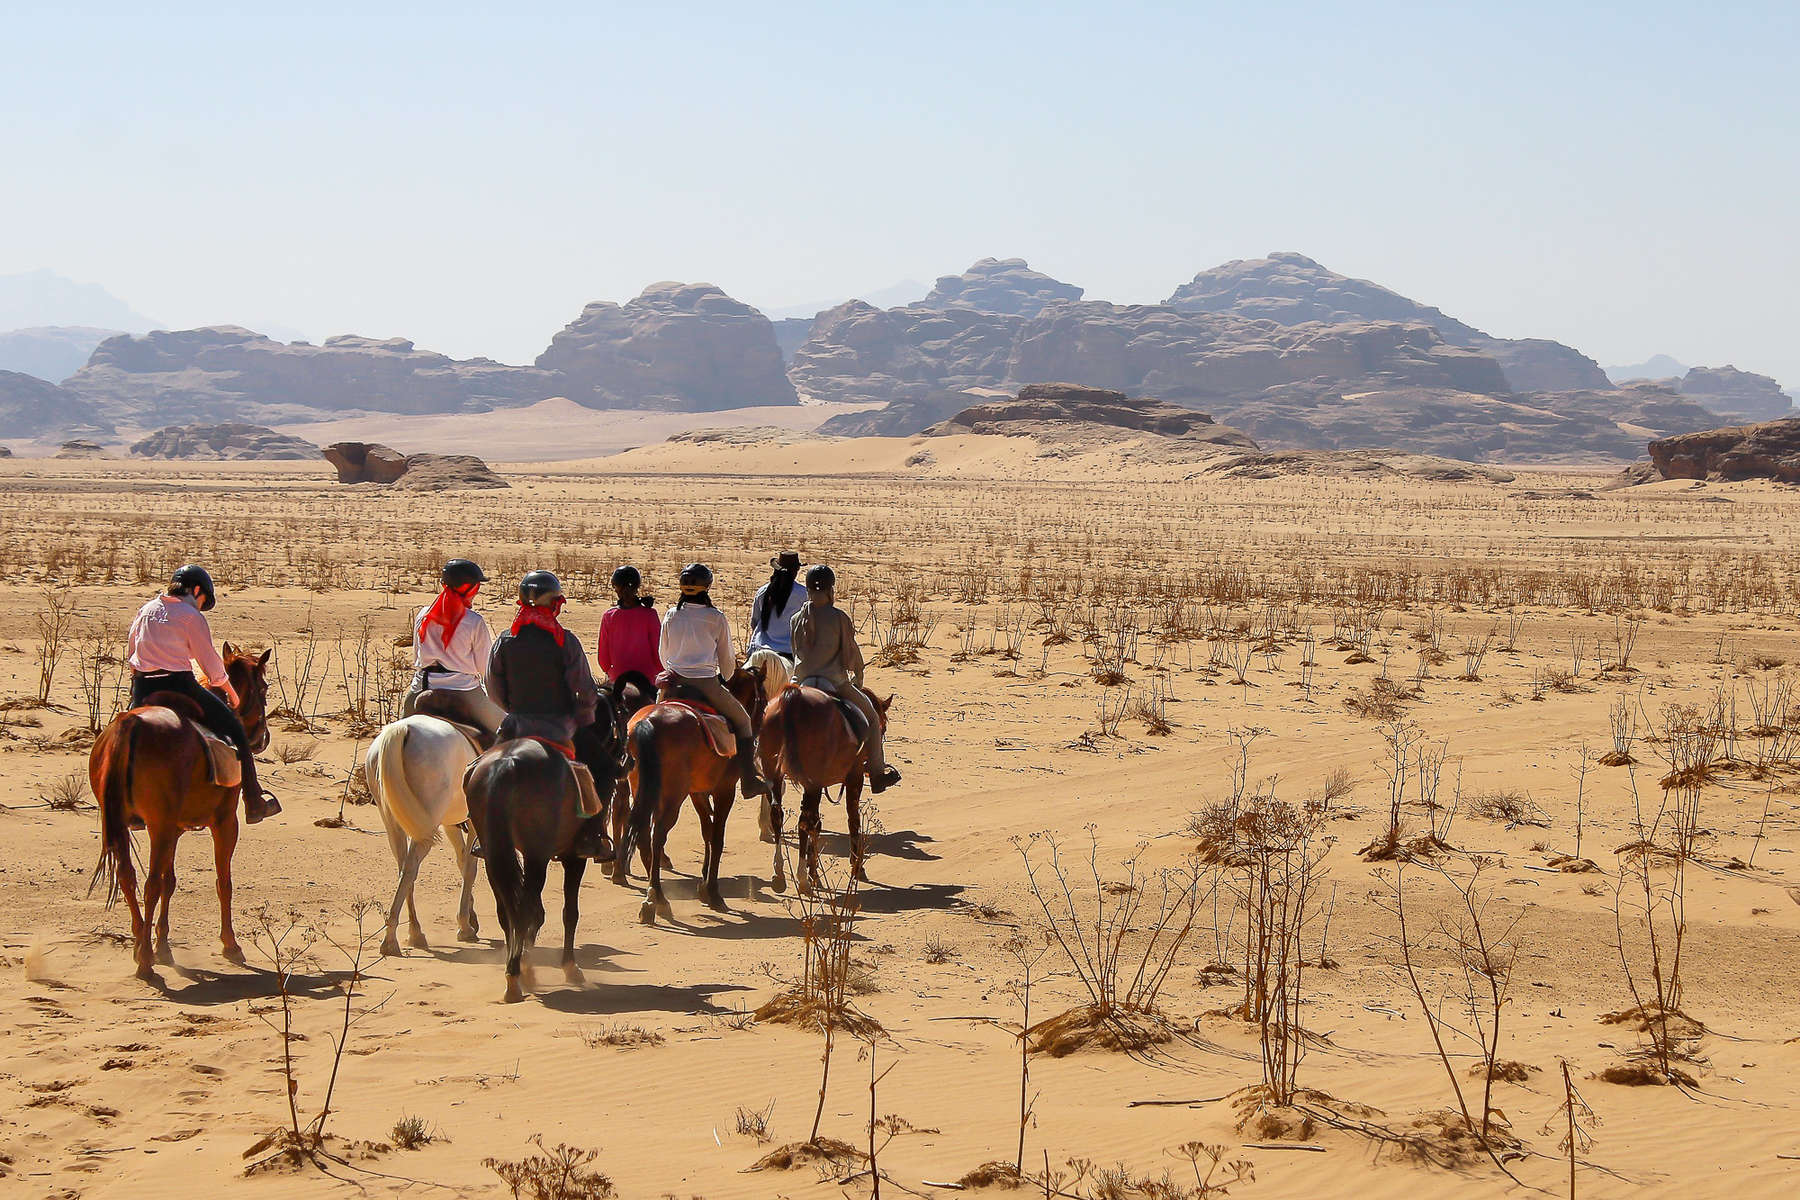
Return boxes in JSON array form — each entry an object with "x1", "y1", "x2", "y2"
[{"x1": 126, "y1": 565, "x2": 279, "y2": 823}]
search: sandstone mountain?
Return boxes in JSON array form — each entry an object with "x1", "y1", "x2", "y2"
[
  {"x1": 0, "y1": 326, "x2": 122, "y2": 383},
  {"x1": 1677, "y1": 366, "x2": 1793, "y2": 422},
  {"x1": 0, "y1": 369, "x2": 106, "y2": 438},
  {"x1": 1630, "y1": 416, "x2": 1800, "y2": 484},
  {"x1": 131, "y1": 422, "x2": 318, "y2": 460},
  {"x1": 1163, "y1": 252, "x2": 1609, "y2": 393},
  {"x1": 535, "y1": 282, "x2": 795, "y2": 411}
]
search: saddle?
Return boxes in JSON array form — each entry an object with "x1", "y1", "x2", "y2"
[
  {"x1": 658, "y1": 699, "x2": 736, "y2": 759},
  {"x1": 519, "y1": 736, "x2": 605, "y2": 818}
]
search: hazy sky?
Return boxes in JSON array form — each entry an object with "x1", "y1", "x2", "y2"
[{"x1": 6, "y1": 2, "x2": 1796, "y2": 380}]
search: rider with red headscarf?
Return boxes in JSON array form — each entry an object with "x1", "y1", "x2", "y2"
[{"x1": 403, "y1": 559, "x2": 505, "y2": 736}]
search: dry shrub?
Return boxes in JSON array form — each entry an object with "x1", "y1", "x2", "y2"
[
  {"x1": 1026, "y1": 1003, "x2": 1177, "y2": 1058},
  {"x1": 749, "y1": 1136, "x2": 862, "y2": 1172},
  {"x1": 484, "y1": 1137, "x2": 615, "y2": 1198},
  {"x1": 1343, "y1": 677, "x2": 1412, "y2": 720}
]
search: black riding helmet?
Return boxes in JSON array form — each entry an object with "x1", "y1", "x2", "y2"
[
  {"x1": 805, "y1": 564, "x2": 836, "y2": 591},
  {"x1": 518, "y1": 570, "x2": 563, "y2": 607},
  {"x1": 679, "y1": 563, "x2": 713, "y2": 595},
  {"x1": 171, "y1": 564, "x2": 216, "y2": 611},
  {"x1": 442, "y1": 559, "x2": 487, "y2": 587},
  {"x1": 610, "y1": 565, "x2": 641, "y2": 590}
]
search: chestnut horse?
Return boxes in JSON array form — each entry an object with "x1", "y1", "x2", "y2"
[
  {"x1": 89, "y1": 645, "x2": 272, "y2": 979},
  {"x1": 757, "y1": 684, "x2": 892, "y2": 895},
  {"x1": 612, "y1": 650, "x2": 788, "y2": 923}
]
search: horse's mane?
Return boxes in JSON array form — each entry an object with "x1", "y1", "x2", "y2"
[{"x1": 742, "y1": 648, "x2": 792, "y2": 699}]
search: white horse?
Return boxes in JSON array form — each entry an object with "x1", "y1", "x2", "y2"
[{"x1": 365, "y1": 715, "x2": 481, "y2": 957}]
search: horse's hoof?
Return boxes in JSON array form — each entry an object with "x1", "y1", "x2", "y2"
[
  {"x1": 638, "y1": 902, "x2": 657, "y2": 926},
  {"x1": 503, "y1": 978, "x2": 525, "y2": 1004},
  {"x1": 380, "y1": 939, "x2": 403, "y2": 958}
]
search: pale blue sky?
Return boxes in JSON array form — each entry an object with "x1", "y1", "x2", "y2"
[{"x1": 5, "y1": 2, "x2": 1796, "y2": 380}]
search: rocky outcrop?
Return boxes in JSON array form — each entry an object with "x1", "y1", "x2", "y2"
[
  {"x1": 1164, "y1": 253, "x2": 1611, "y2": 393},
  {"x1": 816, "y1": 390, "x2": 988, "y2": 437},
  {"x1": 323, "y1": 442, "x2": 508, "y2": 490},
  {"x1": 1, "y1": 369, "x2": 108, "y2": 437},
  {"x1": 535, "y1": 282, "x2": 796, "y2": 411},
  {"x1": 132, "y1": 422, "x2": 318, "y2": 460},
  {"x1": 0, "y1": 326, "x2": 121, "y2": 383},
  {"x1": 915, "y1": 258, "x2": 1083, "y2": 317},
  {"x1": 63, "y1": 326, "x2": 556, "y2": 428},
  {"x1": 925, "y1": 383, "x2": 1257, "y2": 453},
  {"x1": 1641, "y1": 417, "x2": 1800, "y2": 483},
  {"x1": 1678, "y1": 366, "x2": 1793, "y2": 423}
]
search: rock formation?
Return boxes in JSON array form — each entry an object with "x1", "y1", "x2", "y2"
[
  {"x1": 63, "y1": 326, "x2": 555, "y2": 428},
  {"x1": 1639, "y1": 417, "x2": 1800, "y2": 483},
  {"x1": 0, "y1": 326, "x2": 121, "y2": 383},
  {"x1": 925, "y1": 383, "x2": 1257, "y2": 454},
  {"x1": 322, "y1": 441, "x2": 508, "y2": 490},
  {"x1": 1164, "y1": 253, "x2": 1611, "y2": 393},
  {"x1": 131, "y1": 422, "x2": 318, "y2": 460},
  {"x1": 915, "y1": 257, "x2": 1083, "y2": 317},
  {"x1": 1677, "y1": 366, "x2": 1793, "y2": 423},
  {"x1": 1, "y1": 369, "x2": 107, "y2": 437},
  {"x1": 535, "y1": 282, "x2": 796, "y2": 411}
]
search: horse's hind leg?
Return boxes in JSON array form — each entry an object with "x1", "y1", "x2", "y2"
[
  {"x1": 212, "y1": 815, "x2": 244, "y2": 964},
  {"x1": 768, "y1": 776, "x2": 788, "y2": 893},
  {"x1": 383, "y1": 839, "x2": 430, "y2": 956},
  {"x1": 798, "y1": 788, "x2": 824, "y2": 896},
  {"x1": 447, "y1": 823, "x2": 479, "y2": 942},
  {"x1": 143, "y1": 830, "x2": 178, "y2": 971},
  {"x1": 844, "y1": 773, "x2": 868, "y2": 884},
  {"x1": 558, "y1": 855, "x2": 587, "y2": 984}
]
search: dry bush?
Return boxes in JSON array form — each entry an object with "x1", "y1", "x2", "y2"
[
  {"x1": 484, "y1": 1136, "x2": 615, "y2": 1199},
  {"x1": 1015, "y1": 830, "x2": 1209, "y2": 1053},
  {"x1": 41, "y1": 769, "x2": 90, "y2": 812}
]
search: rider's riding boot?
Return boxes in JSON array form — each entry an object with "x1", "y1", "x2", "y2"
[
  {"x1": 241, "y1": 756, "x2": 280, "y2": 823},
  {"x1": 461, "y1": 819, "x2": 485, "y2": 858},
  {"x1": 571, "y1": 815, "x2": 614, "y2": 862},
  {"x1": 870, "y1": 764, "x2": 902, "y2": 794},
  {"x1": 736, "y1": 743, "x2": 770, "y2": 800}
]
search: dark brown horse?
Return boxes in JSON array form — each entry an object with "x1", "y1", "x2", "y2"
[
  {"x1": 612, "y1": 651, "x2": 787, "y2": 923},
  {"x1": 90, "y1": 645, "x2": 272, "y2": 980},
  {"x1": 758, "y1": 683, "x2": 892, "y2": 895}
]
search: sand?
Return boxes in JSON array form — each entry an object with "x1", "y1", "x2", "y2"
[{"x1": 0, "y1": 443, "x2": 1797, "y2": 1198}]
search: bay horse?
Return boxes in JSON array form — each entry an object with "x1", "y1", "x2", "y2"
[
  {"x1": 89, "y1": 644, "x2": 272, "y2": 980},
  {"x1": 757, "y1": 683, "x2": 892, "y2": 895},
  {"x1": 461, "y1": 703, "x2": 623, "y2": 1003},
  {"x1": 365, "y1": 715, "x2": 481, "y2": 957},
  {"x1": 613, "y1": 650, "x2": 789, "y2": 923}
]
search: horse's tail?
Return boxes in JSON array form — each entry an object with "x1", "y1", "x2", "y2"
[
  {"x1": 781, "y1": 688, "x2": 806, "y2": 788},
  {"x1": 478, "y1": 758, "x2": 525, "y2": 929},
  {"x1": 371, "y1": 720, "x2": 431, "y2": 849},
  {"x1": 617, "y1": 718, "x2": 660, "y2": 873},
  {"x1": 88, "y1": 716, "x2": 137, "y2": 906}
]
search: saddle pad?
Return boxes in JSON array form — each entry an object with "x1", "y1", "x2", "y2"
[
  {"x1": 200, "y1": 731, "x2": 241, "y2": 789},
  {"x1": 570, "y1": 761, "x2": 602, "y2": 817},
  {"x1": 658, "y1": 701, "x2": 736, "y2": 759}
]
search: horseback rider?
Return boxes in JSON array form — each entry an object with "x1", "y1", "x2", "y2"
[
  {"x1": 125, "y1": 565, "x2": 280, "y2": 822},
  {"x1": 402, "y1": 559, "x2": 504, "y2": 736},
  {"x1": 659, "y1": 563, "x2": 771, "y2": 799},
  {"x1": 747, "y1": 551, "x2": 807, "y2": 662},
  {"x1": 485, "y1": 570, "x2": 611, "y2": 859},
  {"x1": 791, "y1": 564, "x2": 901, "y2": 793},
  {"x1": 595, "y1": 565, "x2": 662, "y2": 689}
]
